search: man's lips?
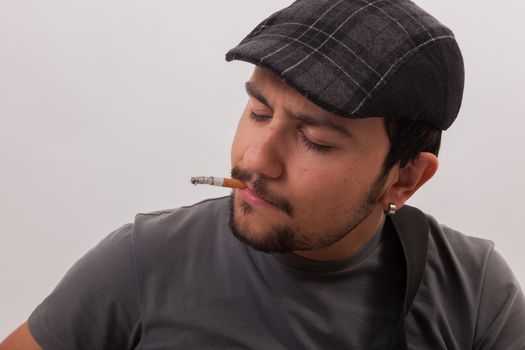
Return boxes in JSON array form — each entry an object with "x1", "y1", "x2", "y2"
[
  {"x1": 231, "y1": 167, "x2": 293, "y2": 216},
  {"x1": 239, "y1": 186, "x2": 275, "y2": 208}
]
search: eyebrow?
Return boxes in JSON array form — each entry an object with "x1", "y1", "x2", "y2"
[{"x1": 244, "y1": 82, "x2": 353, "y2": 139}]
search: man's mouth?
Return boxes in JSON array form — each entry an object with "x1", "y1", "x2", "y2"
[
  {"x1": 231, "y1": 167, "x2": 293, "y2": 216},
  {"x1": 238, "y1": 186, "x2": 275, "y2": 208}
]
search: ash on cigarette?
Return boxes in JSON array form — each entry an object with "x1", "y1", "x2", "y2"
[{"x1": 190, "y1": 176, "x2": 209, "y2": 185}]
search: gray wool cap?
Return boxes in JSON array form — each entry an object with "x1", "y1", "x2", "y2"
[{"x1": 226, "y1": 0, "x2": 465, "y2": 130}]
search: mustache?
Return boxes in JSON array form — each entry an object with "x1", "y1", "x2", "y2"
[{"x1": 231, "y1": 167, "x2": 293, "y2": 217}]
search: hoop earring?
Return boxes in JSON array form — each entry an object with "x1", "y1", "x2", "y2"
[{"x1": 386, "y1": 203, "x2": 397, "y2": 216}]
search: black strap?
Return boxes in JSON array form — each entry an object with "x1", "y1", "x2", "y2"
[{"x1": 389, "y1": 205, "x2": 430, "y2": 350}]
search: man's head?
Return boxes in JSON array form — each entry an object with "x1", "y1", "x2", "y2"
[
  {"x1": 225, "y1": 0, "x2": 464, "y2": 259},
  {"x1": 229, "y1": 67, "x2": 438, "y2": 260}
]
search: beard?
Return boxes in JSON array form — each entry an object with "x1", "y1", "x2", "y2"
[{"x1": 228, "y1": 167, "x2": 388, "y2": 254}]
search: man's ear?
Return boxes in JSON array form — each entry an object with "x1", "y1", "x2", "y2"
[{"x1": 380, "y1": 152, "x2": 439, "y2": 210}]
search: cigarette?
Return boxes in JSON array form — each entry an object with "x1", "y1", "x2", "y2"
[{"x1": 190, "y1": 176, "x2": 246, "y2": 189}]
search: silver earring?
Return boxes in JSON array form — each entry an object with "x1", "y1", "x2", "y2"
[{"x1": 386, "y1": 203, "x2": 397, "y2": 216}]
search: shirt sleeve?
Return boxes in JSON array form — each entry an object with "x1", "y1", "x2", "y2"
[
  {"x1": 28, "y1": 223, "x2": 142, "y2": 350},
  {"x1": 474, "y1": 247, "x2": 525, "y2": 349}
]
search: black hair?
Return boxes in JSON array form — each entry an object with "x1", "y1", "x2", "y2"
[{"x1": 382, "y1": 118, "x2": 442, "y2": 172}]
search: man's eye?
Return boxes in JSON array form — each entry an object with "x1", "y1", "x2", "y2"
[
  {"x1": 249, "y1": 111, "x2": 271, "y2": 122},
  {"x1": 299, "y1": 131, "x2": 332, "y2": 153}
]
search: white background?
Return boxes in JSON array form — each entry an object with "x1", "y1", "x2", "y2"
[{"x1": 1, "y1": 0, "x2": 524, "y2": 339}]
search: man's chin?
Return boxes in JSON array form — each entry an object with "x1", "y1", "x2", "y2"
[
  {"x1": 228, "y1": 194, "x2": 296, "y2": 253},
  {"x1": 232, "y1": 191, "x2": 280, "y2": 224},
  {"x1": 230, "y1": 224, "x2": 296, "y2": 254}
]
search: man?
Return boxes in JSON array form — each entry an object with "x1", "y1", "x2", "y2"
[{"x1": 2, "y1": 0, "x2": 525, "y2": 349}]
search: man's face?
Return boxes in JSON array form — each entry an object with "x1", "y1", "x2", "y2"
[{"x1": 230, "y1": 67, "x2": 392, "y2": 259}]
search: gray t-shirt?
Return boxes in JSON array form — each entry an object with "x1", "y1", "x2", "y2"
[{"x1": 28, "y1": 197, "x2": 525, "y2": 349}]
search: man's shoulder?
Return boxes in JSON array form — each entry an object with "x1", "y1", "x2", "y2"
[
  {"x1": 133, "y1": 196, "x2": 231, "y2": 234},
  {"x1": 136, "y1": 196, "x2": 230, "y2": 218},
  {"x1": 397, "y1": 205, "x2": 494, "y2": 269},
  {"x1": 406, "y1": 208, "x2": 525, "y2": 347},
  {"x1": 129, "y1": 196, "x2": 233, "y2": 259},
  {"x1": 423, "y1": 211, "x2": 495, "y2": 264},
  {"x1": 416, "y1": 208, "x2": 496, "y2": 304}
]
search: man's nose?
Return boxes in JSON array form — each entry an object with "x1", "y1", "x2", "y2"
[{"x1": 242, "y1": 125, "x2": 285, "y2": 180}]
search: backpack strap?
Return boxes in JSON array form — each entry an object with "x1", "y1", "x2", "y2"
[{"x1": 389, "y1": 205, "x2": 430, "y2": 350}]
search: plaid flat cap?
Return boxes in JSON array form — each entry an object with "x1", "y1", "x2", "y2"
[{"x1": 226, "y1": 0, "x2": 464, "y2": 130}]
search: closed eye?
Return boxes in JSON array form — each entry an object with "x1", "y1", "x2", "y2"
[
  {"x1": 249, "y1": 111, "x2": 272, "y2": 122},
  {"x1": 299, "y1": 130, "x2": 332, "y2": 153},
  {"x1": 249, "y1": 110, "x2": 332, "y2": 153}
]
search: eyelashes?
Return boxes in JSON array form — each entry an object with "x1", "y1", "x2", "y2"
[
  {"x1": 249, "y1": 111, "x2": 270, "y2": 122},
  {"x1": 298, "y1": 131, "x2": 332, "y2": 152},
  {"x1": 248, "y1": 111, "x2": 332, "y2": 153}
]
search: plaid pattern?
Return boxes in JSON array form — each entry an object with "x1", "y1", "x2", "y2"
[{"x1": 226, "y1": 0, "x2": 464, "y2": 130}]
